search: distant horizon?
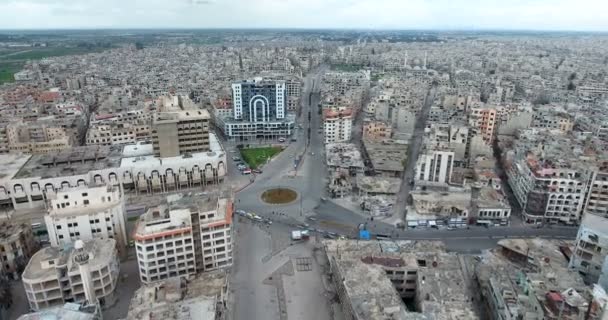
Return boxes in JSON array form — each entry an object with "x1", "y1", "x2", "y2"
[{"x1": 0, "y1": 27, "x2": 607, "y2": 34}]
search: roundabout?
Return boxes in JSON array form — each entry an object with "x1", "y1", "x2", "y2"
[{"x1": 260, "y1": 187, "x2": 298, "y2": 205}]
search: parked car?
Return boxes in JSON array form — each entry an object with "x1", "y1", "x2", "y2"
[
  {"x1": 232, "y1": 156, "x2": 240, "y2": 161},
  {"x1": 278, "y1": 137, "x2": 286, "y2": 142},
  {"x1": 253, "y1": 169, "x2": 263, "y2": 174},
  {"x1": 242, "y1": 169, "x2": 252, "y2": 175}
]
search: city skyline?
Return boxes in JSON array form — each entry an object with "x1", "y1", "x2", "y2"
[{"x1": 1, "y1": 0, "x2": 608, "y2": 31}]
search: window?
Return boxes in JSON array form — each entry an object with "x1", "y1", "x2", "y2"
[
  {"x1": 58, "y1": 235, "x2": 64, "y2": 239},
  {"x1": 83, "y1": 200, "x2": 89, "y2": 205},
  {"x1": 82, "y1": 193, "x2": 88, "y2": 197},
  {"x1": 56, "y1": 225, "x2": 62, "y2": 230}
]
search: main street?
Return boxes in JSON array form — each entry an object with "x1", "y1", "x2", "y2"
[
  {"x1": 230, "y1": 67, "x2": 578, "y2": 320},
  {"x1": 392, "y1": 86, "x2": 436, "y2": 221}
]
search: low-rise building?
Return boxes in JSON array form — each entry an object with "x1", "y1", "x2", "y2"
[
  {"x1": 134, "y1": 191, "x2": 233, "y2": 284},
  {"x1": 362, "y1": 120, "x2": 392, "y2": 141},
  {"x1": 0, "y1": 221, "x2": 38, "y2": 279},
  {"x1": 44, "y1": 185, "x2": 127, "y2": 250},
  {"x1": 125, "y1": 271, "x2": 228, "y2": 320},
  {"x1": 22, "y1": 239, "x2": 119, "y2": 311}
]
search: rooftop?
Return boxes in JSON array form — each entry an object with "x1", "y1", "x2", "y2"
[
  {"x1": 356, "y1": 176, "x2": 401, "y2": 194},
  {"x1": 324, "y1": 240, "x2": 478, "y2": 320},
  {"x1": 363, "y1": 140, "x2": 408, "y2": 173},
  {"x1": 22, "y1": 238, "x2": 116, "y2": 283},
  {"x1": 125, "y1": 271, "x2": 227, "y2": 320},
  {"x1": 13, "y1": 145, "x2": 124, "y2": 179},
  {"x1": 325, "y1": 143, "x2": 364, "y2": 169},
  {"x1": 134, "y1": 190, "x2": 232, "y2": 240},
  {"x1": 17, "y1": 303, "x2": 100, "y2": 320},
  {"x1": 0, "y1": 221, "x2": 31, "y2": 243}
]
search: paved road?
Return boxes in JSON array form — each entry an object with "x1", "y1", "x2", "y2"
[{"x1": 392, "y1": 86, "x2": 436, "y2": 222}]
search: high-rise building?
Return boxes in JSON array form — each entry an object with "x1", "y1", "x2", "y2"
[
  {"x1": 44, "y1": 185, "x2": 127, "y2": 250},
  {"x1": 134, "y1": 191, "x2": 233, "y2": 284},
  {"x1": 22, "y1": 238, "x2": 119, "y2": 311},
  {"x1": 323, "y1": 108, "x2": 353, "y2": 144},
  {"x1": 217, "y1": 78, "x2": 294, "y2": 140}
]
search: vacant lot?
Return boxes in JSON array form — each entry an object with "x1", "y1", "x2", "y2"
[
  {"x1": 0, "y1": 46, "x2": 112, "y2": 84},
  {"x1": 240, "y1": 147, "x2": 282, "y2": 169},
  {"x1": 0, "y1": 62, "x2": 21, "y2": 84}
]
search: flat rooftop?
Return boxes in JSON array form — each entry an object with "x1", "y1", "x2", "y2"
[
  {"x1": 324, "y1": 239, "x2": 478, "y2": 320},
  {"x1": 17, "y1": 303, "x2": 99, "y2": 320},
  {"x1": 334, "y1": 259, "x2": 408, "y2": 320},
  {"x1": 326, "y1": 143, "x2": 364, "y2": 169},
  {"x1": 6, "y1": 133, "x2": 224, "y2": 180},
  {"x1": 154, "y1": 109, "x2": 210, "y2": 123},
  {"x1": 363, "y1": 140, "x2": 408, "y2": 173},
  {"x1": 125, "y1": 271, "x2": 227, "y2": 320},
  {"x1": 14, "y1": 145, "x2": 123, "y2": 179},
  {"x1": 0, "y1": 152, "x2": 32, "y2": 183},
  {"x1": 357, "y1": 176, "x2": 401, "y2": 194},
  {"x1": 22, "y1": 239, "x2": 116, "y2": 283}
]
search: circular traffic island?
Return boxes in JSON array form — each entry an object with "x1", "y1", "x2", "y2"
[{"x1": 261, "y1": 188, "x2": 298, "y2": 205}]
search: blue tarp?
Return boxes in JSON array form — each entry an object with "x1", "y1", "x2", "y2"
[{"x1": 359, "y1": 229, "x2": 371, "y2": 240}]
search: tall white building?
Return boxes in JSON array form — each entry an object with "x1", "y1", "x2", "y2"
[
  {"x1": 134, "y1": 191, "x2": 233, "y2": 284},
  {"x1": 22, "y1": 238, "x2": 119, "y2": 311},
  {"x1": 415, "y1": 150, "x2": 455, "y2": 185},
  {"x1": 44, "y1": 185, "x2": 127, "y2": 249},
  {"x1": 323, "y1": 108, "x2": 353, "y2": 144}
]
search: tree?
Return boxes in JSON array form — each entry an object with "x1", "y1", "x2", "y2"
[
  {"x1": 568, "y1": 72, "x2": 577, "y2": 81},
  {"x1": 567, "y1": 82, "x2": 576, "y2": 91}
]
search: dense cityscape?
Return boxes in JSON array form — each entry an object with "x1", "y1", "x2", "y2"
[{"x1": 1, "y1": 28, "x2": 608, "y2": 320}]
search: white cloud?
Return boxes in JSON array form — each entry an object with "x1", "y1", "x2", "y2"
[{"x1": 0, "y1": 0, "x2": 606, "y2": 30}]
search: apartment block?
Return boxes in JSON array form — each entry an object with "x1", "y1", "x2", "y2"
[
  {"x1": 152, "y1": 109, "x2": 210, "y2": 158},
  {"x1": 0, "y1": 222, "x2": 38, "y2": 279},
  {"x1": 584, "y1": 170, "x2": 608, "y2": 219},
  {"x1": 86, "y1": 123, "x2": 151, "y2": 146},
  {"x1": 415, "y1": 150, "x2": 455, "y2": 185},
  {"x1": 570, "y1": 214, "x2": 608, "y2": 285},
  {"x1": 44, "y1": 185, "x2": 127, "y2": 249},
  {"x1": 22, "y1": 239, "x2": 119, "y2": 311},
  {"x1": 134, "y1": 191, "x2": 232, "y2": 284},
  {"x1": 504, "y1": 129, "x2": 591, "y2": 224},
  {"x1": 469, "y1": 106, "x2": 499, "y2": 144},
  {"x1": 323, "y1": 108, "x2": 353, "y2": 143}
]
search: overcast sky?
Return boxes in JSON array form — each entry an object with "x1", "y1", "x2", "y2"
[{"x1": 1, "y1": 0, "x2": 607, "y2": 31}]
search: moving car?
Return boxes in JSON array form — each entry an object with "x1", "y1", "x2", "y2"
[
  {"x1": 278, "y1": 137, "x2": 286, "y2": 142},
  {"x1": 253, "y1": 169, "x2": 263, "y2": 174}
]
